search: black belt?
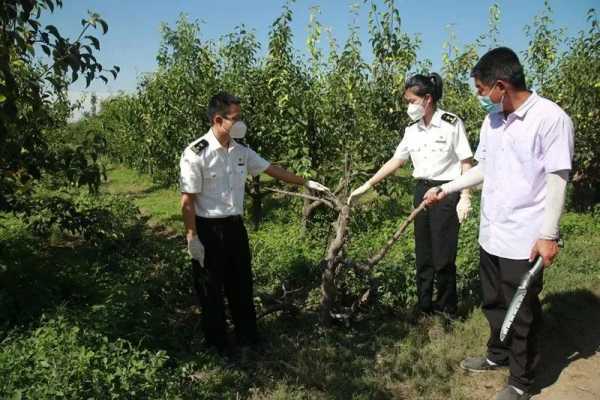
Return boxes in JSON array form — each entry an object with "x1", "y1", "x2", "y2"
[
  {"x1": 415, "y1": 179, "x2": 450, "y2": 188},
  {"x1": 196, "y1": 215, "x2": 242, "y2": 224}
]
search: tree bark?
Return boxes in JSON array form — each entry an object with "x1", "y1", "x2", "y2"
[{"x1": 319, "y1": 204, "x2": 350, "y2": 324}]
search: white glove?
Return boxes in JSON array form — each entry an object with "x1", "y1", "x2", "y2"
[
  {"x1": 305, "y1": 180, "x2": 330, "y2": 193},
  {"x1": 187, "y1": 235, "x2": 205, "y2": 266},
  {"x1": 456, "y1": 193, "x2": 472, "y2": 223},
  {"x1": 347, "y1": 181, "x2": 372, "y2": 205}
]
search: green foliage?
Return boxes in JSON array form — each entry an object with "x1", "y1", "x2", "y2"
[
  {"x1": 23, "y1": 191, "x2": 144, "y2": 246},
  {"x1": 538, "y1": 9, "x2": 600, "y2": 209},
  {"x1": 523, "y1": 1, "x2": 565, "y2": 91},
  {"x1": 0, "y1": 0, "x2": 117, "y2": 216},
  {"x1": 0, "y1": 317, "x2": 171, "y2": 399}
]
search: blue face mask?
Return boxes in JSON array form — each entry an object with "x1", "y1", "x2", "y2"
[{"x1": 477, "y1": 83, "x2": 503, "y2": 114}]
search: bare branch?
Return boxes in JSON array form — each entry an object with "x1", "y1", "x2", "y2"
[
  {"x1": 256, "y1": 284, "x2": 303, "y2": 320},
  {"x1": 365, "y1": 200, "x2": 427, "y2": 268},
  {"x1": 342, "y1": 201, "x2": 428, "y2": 273},
  {"x1": 266, "y1": 187, "x2": 336, "y2": 209},
  {"x1": 257, "y1": 303, "x2": 299, "y2": 320}
]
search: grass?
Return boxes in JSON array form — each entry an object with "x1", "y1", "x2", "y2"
[
  {"x1": 103, "y1": 165, "x2": 181, "y2": 230},
  {"x1": 1, "y1": 165, "x2": 599, "y2": 399}
]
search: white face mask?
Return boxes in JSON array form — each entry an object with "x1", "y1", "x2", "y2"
[
  {"x1": 228, "y1": 120, "x2": 247, "y2": 139},
  {"x1": 407, "y1": 100, "x2": 425, "y2": 122}
]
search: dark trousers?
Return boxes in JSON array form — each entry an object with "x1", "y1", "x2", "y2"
[
  {"x1": 413, "y1": 180, "x2": 460, "y2": 315},
  {"x1": 192, "y1": 215, "x2": 257, "y2": 350},
  {"x1": 480, "y1": 247, "x2": 543, "y2": 392}
]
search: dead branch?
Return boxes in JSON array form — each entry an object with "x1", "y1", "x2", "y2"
[
  {"x1": 342, "y1": 201, "x2": 427, "y2": 276},
  {"x1": 364, "y1": 200, "x2": 427, "y2": 270},
  {"x1": 256, "y1": 284, "x2": 303, "y2": 320},
  {"x1": 265, "y1": 187, "x2": 336, "y2": 209},
  {"x1": 303, "y1": 176, "x2": 348, "y2": 221}
]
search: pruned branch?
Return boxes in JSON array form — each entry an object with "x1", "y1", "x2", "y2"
[
  {"x1": 364, "y1": 200, "x2": 427, "y2": 270},
  {"x1": 342, "y1": 200, "x2": 427, "y2": 274},
  {"x1": 256, "y1": 284, "x2": 303, "y2": 320},
  {"x1": 266, "y1": 187, "x2": 336, "y2": 209}
]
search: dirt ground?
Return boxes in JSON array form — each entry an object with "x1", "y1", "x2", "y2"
[
  {"x1": 462, "y1": 287, "x2": 600, "y2": 400},
  {"x1": 534, "y1": 352, "x2": 600, "y2": 399}
]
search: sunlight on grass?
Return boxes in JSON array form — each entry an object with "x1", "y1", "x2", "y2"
[{"x1": 103, "y1": 165, "x2": 181, "y2": 230}]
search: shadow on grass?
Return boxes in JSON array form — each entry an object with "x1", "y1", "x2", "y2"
[
  {"x1": 0, "y1": 234, "x2": 106, "y2": 333},
  {"x1": 535, "y1": 288, "x2": 600, "y2": 391}
]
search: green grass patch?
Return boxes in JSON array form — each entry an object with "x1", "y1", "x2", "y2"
[{"x1": 103, "y1": 165, "x2": 181, "y2": 229}]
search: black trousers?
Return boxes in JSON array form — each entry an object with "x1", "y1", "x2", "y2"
[
  {"x1": 413, "y1": 180, "x2": 460, "y2": 315},
  {"x1": 192, "y1": 215, "x2": 257, "y2": 350},
  {"x1": 480, "y1": 247, "x2": 543, "y2": 392}
]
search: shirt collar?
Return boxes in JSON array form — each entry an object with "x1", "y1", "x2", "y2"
[
  {"x1": 418, "y1": 108, "x2": 443, "y2": 130},
  {"x1": 207, "y1": 128, "x2": 237, "y2": 150},
  {"x1": 512, "y1": 91, "x2": 539, "y2": 118}
]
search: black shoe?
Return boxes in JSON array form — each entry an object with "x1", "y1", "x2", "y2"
[{"x1": 460, "y1": 356, "x2": 508, "y2": 372}]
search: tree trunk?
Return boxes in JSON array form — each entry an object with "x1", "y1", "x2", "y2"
[{"x1": 319, "y1": 205, "x2": 351, "y2": 324}]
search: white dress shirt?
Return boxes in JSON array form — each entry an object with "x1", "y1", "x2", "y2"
[
  {"x1": 179, "y1": 129, "x2": 270, "y2": 218},
  {"x1": 393, "y1": 109, "x2": 473, "y2": 180},
  {"x1": 475, "y1": 92, "x2": 574, "y2": 259}
]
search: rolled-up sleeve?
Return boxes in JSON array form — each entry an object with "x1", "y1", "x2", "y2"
[
  {"x1": 392, "y1": 130, "x2": 410, "y2": 160},
  {"x1": 246, "y1": 148, "x2": 270, "y2": 177},
  {"x1": 541, "y1": 112, "x2": 574, "y2": 173},
  {"x1": 454, "y1": 119, "x2": 473, "y2": 161},
  {"x1": 179, "y1": 150, "x2": 203, "y2": 193}
]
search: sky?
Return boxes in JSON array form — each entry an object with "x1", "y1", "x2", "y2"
[{"x1": 43, "y1": 0, "x2": 597, "y2": 109}]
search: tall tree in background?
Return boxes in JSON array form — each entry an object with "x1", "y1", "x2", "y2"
[{"x1": 0, "y1": 0, "x2": 118, "y2": 210}]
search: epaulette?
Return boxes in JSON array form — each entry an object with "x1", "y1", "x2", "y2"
[
  {"x1": 191, "y1": 139, "x2": 208, "y2": 155},
  {"x1": 441, "y1": 113, "x2": 458, "y2": 125}
]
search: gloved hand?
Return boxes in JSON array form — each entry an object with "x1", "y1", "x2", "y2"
[
  {"x1": 187, "y1": 234, "x2": 205, "y2": 266},
  {"x1": 305, "y1": 180, "x2": 331, "y2": 193},
  {"x1": 347, "y1": 181, "x2": 372, "y2": 205},
  {"x1": 456, "y1": 193, "x2": 472, "y2": 223}
]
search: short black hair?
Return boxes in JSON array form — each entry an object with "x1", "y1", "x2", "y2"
[
  {"x1": 207, "y1": 91, "x2": 241, "y2": 123},
  {"x1": 471, "y1": 47, "x2": 527, "y2": 90},
  {"x1": 405, "y1": 72, "x2": 443, "y2": 102}
]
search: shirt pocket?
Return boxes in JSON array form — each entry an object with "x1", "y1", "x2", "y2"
[
  {"x1": 432, "y1": 134, "x2": 451, "y2": 153},
  {"x1": 408, "y1": 144, "x2": 422, "y2": 155},
  {"x1": 234, "y1": 165, "x2": 248, "y2": 188},
  {"x1": 509, "y1": 135, "x2": 535, "y2": 165},
  {"x1": 202, "y1": 171, "x2": 218, "y2": 191}
]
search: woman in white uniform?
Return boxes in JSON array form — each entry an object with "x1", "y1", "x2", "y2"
[{"x1": 348, "y1": 73, "x2": 473, "y2": 317}]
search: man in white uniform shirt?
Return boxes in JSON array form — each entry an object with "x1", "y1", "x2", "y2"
[
  {"x1": 180, "y1": 92, "x2": 329, "y2": 353},
  {"x1": 424, "y1": 47, "x2": 574, "y2": 400}
]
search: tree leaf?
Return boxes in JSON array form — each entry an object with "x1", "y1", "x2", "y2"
[
  {"x1": 98, "y1": 18, "x2": 108, "y2": 34},
  {"x1": 45, "y1": 25, "x2": 60, "y2": 39},
  {"x1": 85, "y1": 35, "x2": 100, "y2": 50}
]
